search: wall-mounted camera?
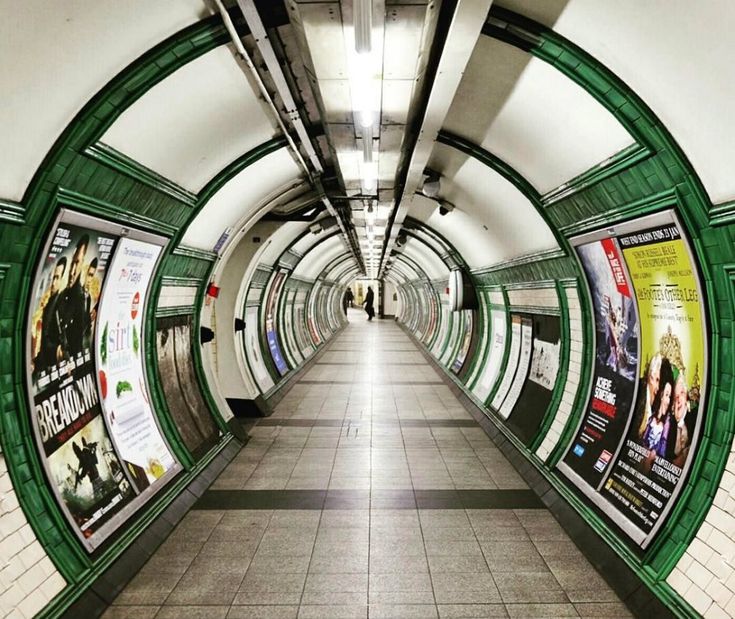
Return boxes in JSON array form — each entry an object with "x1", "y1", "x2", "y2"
[{"x1": 437, "y1": 200, "x2": 454, "y2": 216}]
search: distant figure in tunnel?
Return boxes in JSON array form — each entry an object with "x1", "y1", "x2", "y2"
[
  {"x1": 342, "y1": 289, "x2": 350, "y2": 316},
  {"x1": 363, "y1": 286, "x2": 375, "y2": 321},
  {"x1": 345, "y1": 287, "x2": 354, "y2": 308}
]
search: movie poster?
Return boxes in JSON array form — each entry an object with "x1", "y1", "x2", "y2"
[
  {"x1": 491, "y1": 315, "x2": 522, "y2": 410},
  {"x1": 451, "y1": 311, "x2": 474, "y2": 373},
  {"x1": 498, "y1": 316, "x2": 533, "y2": 420},
  {"x1": 601, "y1": 219, "x2": 705, "y2": 538},
  {"x1": 265, "y1": 271, "x2": 289, "y2": 376},
  {"x1": 472, "y1": 312, "x2": 506, "y2": 404},
  {"x1": 560, "y1": 238, "x2": 640, "y2": 487},
  {"x1": 97, "y1": 238, "x2": 178, "y2": 492},
  {"x1": 28, "y1": 214, "x2": 133, "y2": 548},
  {"x1": 506, "y1": 315, "x2": 561, "y2": 444},
  {"x1": 244, "y1": 306, "x2": 275, "y2": 392}
]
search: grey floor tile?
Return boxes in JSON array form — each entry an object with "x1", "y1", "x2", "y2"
[
  {"x1": 227, "y1": 605, "x2": 299, "y2": 618},
  {"x1": 156, "y1": 607, "x2": 230, "y2": 619},
  {"x1": 100, "y1": 607, "x2": 159, "y2": 619},
  {"x1": 296, "y1": 604, "x2": 367, "y2": 618},
  {"x1": 573, "y1": 602, "x2": 633, "y2": 618},
  {"x1": 504, "y1": 603, "x2": 579, "y2": 618},
  {"x1": 369, "y1": 604, "x2": 439, "y2": 618},
  {"x1": 437, "y1": 604, "x2": 508, "y2": 618}
]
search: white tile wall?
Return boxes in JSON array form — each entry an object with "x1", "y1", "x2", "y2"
[
  {"x1": 158, "y1": 285, "x2": 198, "y2": 308},
  {"x1": 507, "y1": 286, "x2": 558, "y2": 308},
  {"x1": 536, "y1": 287, "x2": 583, "y2": 461},
  {"x1": 0, "y1": 456, "x2": 66, "y2": 618},
  {"x1": 668, "y1": 434, "x2": 735, "y2": 617}
]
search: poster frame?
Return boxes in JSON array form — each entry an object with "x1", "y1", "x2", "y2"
[
  {"x1": 25, "y1": 208, "x2": 179, "y2": 552},
  {"x1": 557, "y1": 208, "x2": 708, "y2": 548}
]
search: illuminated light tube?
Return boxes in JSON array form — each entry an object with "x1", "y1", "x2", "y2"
[
  {"x1": 354, "y1": 0, "x2": 372, "y2": 53},
  {"x1": 361, "y1": 125, "x2": 373, "y2": 162}
]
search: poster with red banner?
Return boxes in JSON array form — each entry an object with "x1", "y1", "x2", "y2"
[
  {"x1": 558, "y1": 210, "x2": 707, "y2": 548},
  {"x1": 559, "y1": 238, "x2": 639, "y2": 488}
]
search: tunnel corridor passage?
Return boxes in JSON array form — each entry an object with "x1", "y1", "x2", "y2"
[{"x1": 105, "y1": 313, "x2": 630, "y2": 619}]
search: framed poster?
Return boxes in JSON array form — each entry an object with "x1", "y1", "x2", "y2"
[
  {"x1": 264, "y1": 271, "x2": 289, "y2": 376},
  {"x1": 96, "y1": 236, "x2": 179, "y2": 493},
  {"x1": 156, "y1": 315, "x2": 220, "y2": 460},
  {"x1": 505, "y1": 314, "x2": 561, "y2": 444},
  {"x1": 27, "y1": 209, "x2": 177, "y2": 551},
  {"x1": 451, "y1": 311, "x2": 474, "y2": 374},
  {"x1": 498, "y1": 316, "x2": 533, "y2": 420},
  {"x1": 472, "y1": 310, "x2": 507, "y2": 404},
  {"x1": 558, "y1": 210, "x2": 707, "y2": 547},
  {"x1": 491, "y1": 315, "x2": 523, "y2": 411}
]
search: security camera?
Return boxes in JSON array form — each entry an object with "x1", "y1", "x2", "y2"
[
  {"x1": 396, "y1": 231, "x2": 407, "y2": 247},
  {"x1": 438, "y1": 201, "x2": 454, "y2": 216},
  {"x1": 421, "y1": 169, "x2": 441, "y2": 198}
]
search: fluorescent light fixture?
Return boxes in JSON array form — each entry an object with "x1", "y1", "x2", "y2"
[
  {"x1": 361, "y1": 125, "x2": 373, "y2": 161},
  {"x1": 361, "y1": 160, "x2": 377, "y2": 192},
  {"x1": 354, "y1": 0, "x2": 372, "y2": 53}
]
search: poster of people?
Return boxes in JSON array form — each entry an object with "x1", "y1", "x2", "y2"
[
  {"x1": 96, "y1": 238, "x2": 178, "y2": 492},
  {"x1": 451, "y1": 311, "x2": 474, "y2": 373},
  {"x1": 491, "y1": 314, "x2": 522, "y2": 410},
  {"x1": 558, "y1": 210, "x2": 707, "y2": 547},
  {"x1": 601, "y1": 218, "x2": 705, "y2": 540},
  {"x1": 264, "y1": 271, "x2": 289, "y2": 376},
  {"x1": 28, "y1": 212, "x2": 134, "y2": 548},
  {"x1": 506, "y1": 315, "x2": 561, "y2": 445},
  {"x1": 560, "y1": 237, "x2": 640, "y2": 488}
]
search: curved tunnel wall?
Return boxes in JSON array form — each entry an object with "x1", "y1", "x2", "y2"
[{"x1": 2, "y1": 3, "x2": 735, "y2": 618}]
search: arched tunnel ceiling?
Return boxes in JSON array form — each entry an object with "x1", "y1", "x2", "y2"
[
  {"x1": 2, "y1": 0, "x2": 210, "y2": 200},
  {"x1": 101, "y1": 46, "x2": 277, "y2": 192},
  {"x1": 3, "y1": 0, "x2": 732, "y2": 285},
  {"x1": 401, "y1": 238, "x2": 449, "y2": 281},
  {"x1": 498, "y1": 0, "x2": 735, "y2": 203},
  {"x1": 291, "y1": 233, "x2": 351, "y2": 280},
  {"x1": 411, "y1": 144, "x2": 558, "y2": 268},
  {"x1": 181, "y1": 148, "x2": 302, "y2": 250},
  {"x1": 443, "y1": 36, "x2": 634, "y2": 194}
]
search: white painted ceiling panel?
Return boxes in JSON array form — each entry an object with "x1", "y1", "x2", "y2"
[
  {"x1": 181, "y1": 148, "x2": 302, "y2": 250},
  {"x1": 546, "y1": 0, "x2": 735, "y2": 203},
  {"x1": 102, "y1": 46, "x2": 276, "y2": 192},
  {"x1": 409, "y1": 145, "x2": 557, "y2": 267},
  {"x1": 292, "y1": 235, "x2": 348, "y2": 279},
  {"x1": 402, "y1": 238, "x2": 449, "y2": 280},
  {"x1": 0, "y1": 0, "x2": 209, "y2": 200},
  {"x1": 255, "y1": 221, "x2": 308, "y2": 267},
  {"x1": 445, "y1": 38, "x2": 634, "y2": 194}
]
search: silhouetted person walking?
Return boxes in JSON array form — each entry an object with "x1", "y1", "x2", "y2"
[{"x1": 363, "y1": 286, "x2": 375, "y2": 321}]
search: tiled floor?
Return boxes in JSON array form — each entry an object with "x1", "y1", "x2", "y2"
[{"x1": 105, "y1": 311, "x2": 632, "y2": 618}]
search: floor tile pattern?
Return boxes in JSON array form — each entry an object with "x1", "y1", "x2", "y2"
[{"x1": 106, "y1": 311, "x2": 632, "y2": 618}]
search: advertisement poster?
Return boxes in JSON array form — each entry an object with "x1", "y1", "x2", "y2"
[
  {"x1": 472, "y1": 312, "x2": 507, "y2": 404},
  {"x1": 491, "y1": 315, "x2": 522, "y2": 410},
  {"x1": 244, "y1": 306, "x2": 275, "y2": 392},
  {"x1": 601, "y1": 220, "x2": 705, "y2": 538},
  {"x1": 97, "y1": 238, "x2": 177, "y2": 491},
  {"x1": 264, "y1": 272, "x2": 289, "y2": 376},
  {"x1": 157, "y1": 316, "x2": 220, "y2": 460},
  {"x1": 498, "y1": 317, "x2": 533, "y2": 420},
  {"x1": 560, "y1": 238, "x2": 640, "y2": 487},
  {"x1": 28, "y1": 214, "x2": 133, "y2": 547},
  {"x1": 506, "y1": 315, "x2": 561, "y2": 444},
  {"x1": 451, "y1": 311, "x2": 474, "y2": 373},
  {"x1": 423, "y1": 285, "x2": 438, "y2": 346}
]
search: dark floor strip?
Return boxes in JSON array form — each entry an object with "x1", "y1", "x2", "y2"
[
  {"x1": 257, "y1": 418, "x2": 480, "y2": 428},
  {"x1": 193, "y1": 488, "x2": 544, "y2": 510}
]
